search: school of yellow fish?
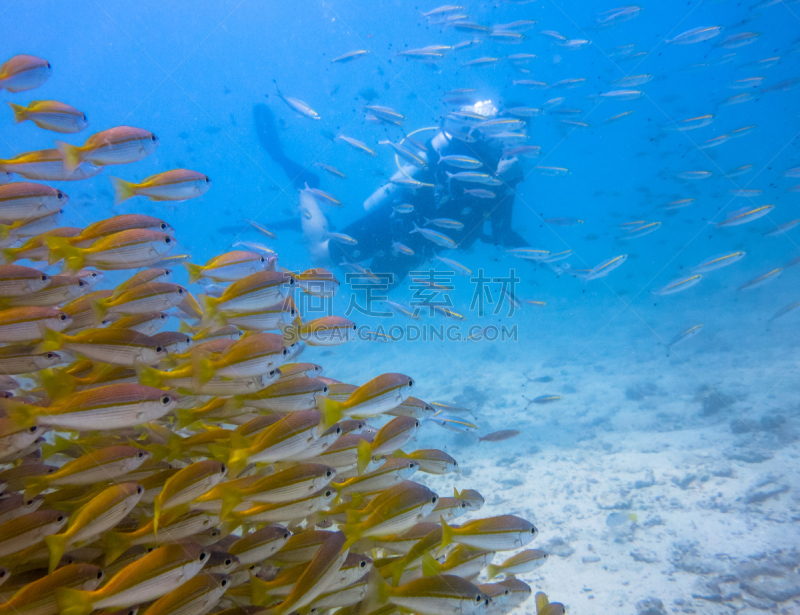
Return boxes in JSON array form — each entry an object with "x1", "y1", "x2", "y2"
[{"x1": 0, "y1": 53, "x2": 564, "y2": 615}]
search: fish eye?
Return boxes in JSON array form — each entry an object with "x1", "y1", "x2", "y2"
[
  {"x1": 28, "y1": 426, "x2": 39, "y2": 433},
  {"x1": 46, "y1": 61, "x2": 52, "y2": 68},
  {"x1": 40, "y1": 274, "x2": 48, "y2": 281},
  {"x1": 78, "y1": 280, "x2": 86, "y2": 287},
  {"x1": 199, "y1": 552, "x2": 207, "y2": 561},
  {"x1": 46, "y1": 352, "x2": 57, "y2": 359},
  {"x1": 225, "y1": 558, "x2": 232, "y2": 566},
  {"x1": 160, "y1": 314, "x2": 168, "y2": 320},
  {"x1": 288, "y1": 277, "x2": 296, "y2": 285},
  {"x1": 431, "y1": 496, "x2": 438, "y2": 504},
  {"x1": 177, "y1": 288, "x2": 184, "y2": 295},
  {"x1": 220, "y1": 464, "x2": 227, "y2": 473},
  {"x1": 322, "y1": 386, "x2": 329, "y2": 394},
  {"x1": 161, "y1": 395, "x2": 172, "y2": 405},
  {"x1": 335, "y1": 426, "x2": 341, "y2": 434},
  {"x1": 283, "y1": 532, "x2": 290, "y2": 538},
  {"x1": 151, "y1": 134, "x2": 158, "y2": 142},
  {"x1": 414, "y1": 421, "x2": 419, "y2": 428},
  {"x1": 25, "y1": 499, "x2": 34, "y2": 505},
  {"x1": 409, "y1": 463, "x2": 416, "y2": 469},
  {"x1": 360, "y1": 560, "x2": 367, "y2": 568},
  {"x1": 260, "y1": 256, "x2": 266, "y2": 263},
  {"x1": 291, "y1": 308, "x2": 297, "y2": 316},
  {"x1": 57, "y1": 515, "x2": 64, "y2": 522},
  {"x1": 476, "y1": 596, "x2": 482, "y2": 602},
  {"x1": 160, "y1": 223, "x2": 168, "y2": 230},
  {"x1": 137, "y1": 451, "x2": 145, "y2": 458},
  {"x1": 59, "y1": 313, "x2": 68, "y2": 321},
  {"x1": 56, "y1": 191, "x2": 64, "y2": 199},
  {"x1": 204, "y1": 176, "x2": 211, "y2": 183},
  {"x1": 407, "y1": 379, "x2": 413, "y2": 387},
  {"x1": 164, "y1": 237, "x2": 172, "y2": 244},
  {"x1": 156, "y1": 346, "x2": 163, "y2": 353},
  {"x1": 326, "y1": 469, "x2": 332, "y2": 477},
  {"x1": 530, "y1": 527, "x2": 536, "y2": 533},
  {"x1": 97, "y1": 570, "x2": 104, "y2": 579},
  {"x1": 137, "y1": 485, "x2": 144, "y2": 494},
  {"x1": 82, "y1": 114, "x2": 87, "y2": 121},
  {"x1": 325, "y1": 490, "x2": 332, "y2": 497},
  {"x1": 220, "y1": 578, "x2": 228, "y2": 587}
]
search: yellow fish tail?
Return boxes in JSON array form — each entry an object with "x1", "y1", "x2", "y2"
[
  {"x1": 136, "y1": 364, "x2": 163, "y2": 388},
  {"x1": 37, "y1": 327, "x2": 65, "y2": 353},
  {"x1": 54, "y1": 139, "x2": 83, "y2": 174},
  {"x1": 177, "y1": 319, "x2": 196, "y2": 334},
  {"x1": 23, "y1": 475, "x2": 51, "y2": 500},
  {"x1": 1, "y1": 247, "x2": 19, "y2": 264},
  {"x1": 440, "y1": 516, "x2": 454, "y2": 548},
  {"x1": 317, "y1": 395, "x2": 343, "y2": 433},
  {"x1": 199, "y1": 294, "x2": 219, "y2": 327},
  {"x1": 90, "y1": 297, "x2": 109, "y2": 325},
  {"x1": 356, "y1": 438, "x2": 372, "y2": 475},
  {"x1": 56, "y1": 587, "x2": 94, "y2": 615},
  {"x1": 103, "y1": 531, "x2": 131, "y2": 565},
  {"x1": 182, "y1": 261, "x2": 205, "y2": 284},
  {"x1": 389, "y1": 557, "x2": 406, "y2": 587},
  {"x1": 197, "y1": 357, "x2": 215, "y2": 385},
  {"x1": 7, "y1": 101, "x2": 27, "y2": 123},
  {"x1": 363, "y1": 567, "x2": 391, "y2": 614},
  {"x1": 47, "y1": 237, "x2": 84, "y2": 272},
  {"x1": 108, "y1": 175, "x2": 138, "y2": 205},
  {"x1": 421, "y1": 552, "x2": 442, "y2": 577},
  {"x1": 41, "y1": 433, "x2": 74, "y2": 459},
  {"x1": 250, "y1": 576, "x2": 273, "y2": 607},
  {"x1": 44, "y1": 533, "x2": 68, "y2": 574},
  {"x1": 226, "y1": 446, "x2": 249, "y2": 479},
  {"x1": 219, "y1": 486, "x2": 243, "y2": 521},
  {"x1": 535, "y1": 592, "x2": 551, "y2": 612},
  {"x1": 153, "y1": 497, "x2": 162, "y2": 535},
  {"x1": 6, "y1": 399, "x2": 38, "y2": 428}
]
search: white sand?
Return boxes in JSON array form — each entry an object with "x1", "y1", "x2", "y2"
[{"x1": 308, "y1": 308, "x2": 800, "y2": 614}]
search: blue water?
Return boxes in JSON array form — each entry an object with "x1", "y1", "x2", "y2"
[{"x1": 3, "y1": 0, "x2": 800, "y2": 612}]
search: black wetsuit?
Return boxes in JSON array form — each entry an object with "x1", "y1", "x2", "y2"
[
  {"x1": 330, "y1": 134, "x2": 528, "y2": 286},
  {"x1": 254, "y1": 104, "x2": 320, "y2": 190},
  {"x1": 254, "y1": 103, "x2": 527, "y2": 285}
]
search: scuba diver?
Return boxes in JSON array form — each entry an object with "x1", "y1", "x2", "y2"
[{"x1": 255, "y1": 99, "x2": 530, "y2": 287}]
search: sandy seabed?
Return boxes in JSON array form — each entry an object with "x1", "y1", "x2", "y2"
[{"x1": 316, "y1": 309, "x2": 800, "y2": 615}]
